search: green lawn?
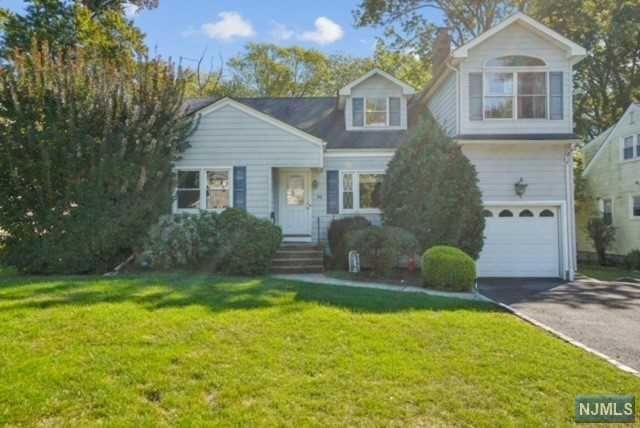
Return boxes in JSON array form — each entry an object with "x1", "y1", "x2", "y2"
[
  {"x1": 579, "y1": 264, "x2": 640, "y2": 282},
  {"x1": 0, "y1": 273, "x2": 638, "y2": 426}
]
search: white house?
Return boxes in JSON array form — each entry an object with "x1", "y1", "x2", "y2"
[{"x1": 176, "y1": 13, "x2": 586, "y2": 280}]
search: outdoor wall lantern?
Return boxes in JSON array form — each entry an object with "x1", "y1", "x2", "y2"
[{"x1": 514, "y1": 177, "x2": 528, "y2": 198}]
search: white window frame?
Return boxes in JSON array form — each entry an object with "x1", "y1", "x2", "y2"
[
  {"x1": 174, "y1": 167, "x2": 233, "y2": 213},
  {"x1": 599, "y1": 197, "x2": 614, "y2": 226},
  {"x1": 351, "y1": 96, "x2": 403, "y2": 130},
  {"x1": 482, "y1": 70, "x2": 550, "y2": 121},
  {"x1": 620, "y1": 135, "x2": 640, "y2": 162},
  {"x1": 630, "y1": 195, "x2": 640, "y2": 220},
  {"x1": 339, "y1": 170, "x2": 385, "y2": 214}
]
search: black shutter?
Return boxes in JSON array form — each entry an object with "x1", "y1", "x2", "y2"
[
  {"x1": 326, "y1": 170, "x2": 339, "y2": 214},
  {"x1": 233, "y1": 166, "x2": 246, "y2": 210},
  {"x1": 550, "y1": 72, "x2": 563, "y2": 120},
  {"x1": 469, "y1": 73, "x2": 483, "y2": 121}
]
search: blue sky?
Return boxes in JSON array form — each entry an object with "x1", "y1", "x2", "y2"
[{"x1": 3, "y1": 0, "x2": 443, "y2": 69}]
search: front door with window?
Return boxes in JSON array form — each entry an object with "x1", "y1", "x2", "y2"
[{"x1": 279, "y1": 170, "x2": 312, "y2": 240}]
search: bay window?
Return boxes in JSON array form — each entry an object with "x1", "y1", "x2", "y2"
[
  {"x1": 341, "y1": 171, "x2": 384, "y2": 212},
  {"x1": 176, "y1": 168, "x2": 232, "y2": 212}
]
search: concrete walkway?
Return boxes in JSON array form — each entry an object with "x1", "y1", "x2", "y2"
[{"x1": 271, "y1": 273, "x2": 485, "y2": 301}]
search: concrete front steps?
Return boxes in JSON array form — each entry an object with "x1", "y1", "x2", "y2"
[{"x1": 271, "y1": 243, "x2": 324, "y2": 274}]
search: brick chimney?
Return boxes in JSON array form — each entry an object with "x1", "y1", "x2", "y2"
[{"x1": 432, "y1": 27, "x2": 451, "y2": 72}]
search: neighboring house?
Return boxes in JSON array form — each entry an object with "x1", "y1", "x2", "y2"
[
  {"x1": 579, "y1": 103, "x2": 640, "y2": 260},
  {"x1": 177, "y1": 12, "x2": 586, "y2": 280}
]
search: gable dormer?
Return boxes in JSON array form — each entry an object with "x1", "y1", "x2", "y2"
[
  {"x1": 426, "y1": 13, "x2": 587, "y2": 137},
  {"x1": 339, "y1": 69, "x2": 415, "y2": 131}
]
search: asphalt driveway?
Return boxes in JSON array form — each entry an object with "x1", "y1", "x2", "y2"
[{"x1": 478, "y1": 278, "x2": 640, "y2": 372}]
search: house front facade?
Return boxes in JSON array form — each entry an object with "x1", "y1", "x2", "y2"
[
  {"x1": 579, "y1": 103, "x2": 640, "y2": 259},
  {"x1": 176, "y1": 13, "x2": 586, "y2": 280}
]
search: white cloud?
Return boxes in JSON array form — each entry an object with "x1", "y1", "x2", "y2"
[
  {"x1": 123, "y1": 3, "x2": 139, "y2": 18},
  {"x1": 270, "y1": 21, "x2": 294, "y2": 41},
  {"x1": 299, "y1": 17, "x2": 344, "y2": 45},
  {"x1": 201, "y1": 11, "x2": 256, "y2": 41}
]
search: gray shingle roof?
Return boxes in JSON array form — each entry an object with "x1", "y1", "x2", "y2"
[
  {"x1": 184, "y1": 96, "x2": 422, "y2": 150},
  {"x1": 185, "y1": 96, "x2": 580, "y2": 149}
]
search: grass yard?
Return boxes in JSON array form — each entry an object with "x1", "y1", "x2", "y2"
[
  {"x1": 579, "y1": 263, "x2": 640, "y2": 282},
  {"x1": 0, "y1": 273, "x2": 638, "y2": 426}
]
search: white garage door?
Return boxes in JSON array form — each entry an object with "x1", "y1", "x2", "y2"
[{"x1": 477, "y1": 206, "x2": 560, "y2": 278}]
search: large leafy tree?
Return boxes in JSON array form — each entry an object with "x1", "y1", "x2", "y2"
[
  {"x1": 0, "y1": 42, "x2": 193, "y2": 274},
  {"x1": 528, "y1": 0, "x2": 640, "y2": 138},
  {"x1": 227, "y1": 43, "x2": 330, "y2": 97},
  {"x1": 221, "y1": 41, "x2": 431, "y2": 98},
  {"x1": 0, "y1": 0, "x2": 158, "y2": 61},
  {"x1": 353, "y1": 0, "x2": 524, "y2": 58},
  {"x1": 381, "y1": 113, "x2": 485, "y2": 259}
]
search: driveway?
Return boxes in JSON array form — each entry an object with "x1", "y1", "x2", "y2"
[{"x1": 478, "y1": 278, "x2": 640, "y2": 373}]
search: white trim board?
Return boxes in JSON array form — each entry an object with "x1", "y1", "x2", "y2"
[
  {"x1": 339, "y1": 68, "x2": 416, "y2": 96},
  {"x1": 325, "y1": 150, "x2": 396, "y2": 158},
  {"x1": 196, "y1": 97, "x2": 327, "y2": 149},
  {"x1": 452, "y1": 13, "x2": 586, "y2": 62}
]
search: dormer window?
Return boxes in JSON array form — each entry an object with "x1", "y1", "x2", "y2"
[{"x1": 352, "y1": 96, "x2": 402, "y2": 128}]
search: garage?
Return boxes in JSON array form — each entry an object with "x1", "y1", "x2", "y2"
[{"x1": 477, "y1": 206, "x2": 561, "y2": 278}]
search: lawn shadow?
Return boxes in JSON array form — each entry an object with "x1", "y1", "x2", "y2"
[{"x1": 0, "y1": 273, "x2": 499, "y2": 315}]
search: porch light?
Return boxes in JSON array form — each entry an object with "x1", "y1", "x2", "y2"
[{"x1": 514, "y1": 178, "x2": 528, "y2": 198}]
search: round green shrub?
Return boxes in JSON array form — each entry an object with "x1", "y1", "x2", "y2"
[
  {"x1": 327, "y1": 216, "x2": 371, "y2": 269},
  {"x1": 217, "y1": 208, "x2": 283, "y2": 276},
  {"x1": 141, "y1": 208, "x2": 282, "y2": 275},
  {"x1": 624, "y1": 249, "x2": 640, "y2": 270},
  {"x1": 422, "y1": 246, "x2": 476, "y2": 292},
  {"x1": 141, "y1": 212, "x2": 221, "y2": 270},
  {"x1": 349, "y1": 226, "x2": 417, "y2": 276}
]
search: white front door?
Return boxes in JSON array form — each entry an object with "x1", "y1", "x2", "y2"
[{"x1": 279, "y1": 170, "x2": 312, "y2": 240}]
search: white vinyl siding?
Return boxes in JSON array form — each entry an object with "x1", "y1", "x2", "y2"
[
  {"x1": 175, "y1": 103, "x2": 322, "y2": 219},
  {"x1": 428, "y1": 73, "x2": 458, "y2": 135}
]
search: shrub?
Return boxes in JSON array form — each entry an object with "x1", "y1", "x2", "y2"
[
  {"x1": 217, "y1": 208, "x2": 283, "y2": 276},
  {"x1": 327, "y1": 216, "x2": 371, "y2": 269},
  {"x1": 349, "y1": 226, "x2": 418, "y2": 276},
  {"x1": 141, "y1": 212, "x2": 220, "y2": 270},
  {"x1": 381, "y1": 113, "x2": 485, "y2": 259},
  {"x1": 587, "y1": 217, "x2": 616, "y2": 266},
  {"x1": 624, "y1": 249, "x2": 640, "y2": 270},
  {"x1": 422, "y1": 246, "x2": 476, "y2": 292},
  {"x1": 141, "y1": 209, "x2": 282, "y2": 275}
]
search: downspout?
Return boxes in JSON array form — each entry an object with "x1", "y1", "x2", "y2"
[
  {"x1": 445, "y1": 59, "x2": 460, "y2": 136},
  {"x1": 564, "y1": 145, "x2": 577, "y2": 280}
]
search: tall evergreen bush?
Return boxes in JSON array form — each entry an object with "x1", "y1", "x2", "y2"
[{"x1": 381, "y1": 114, "x2": 485, "y2": 259}]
